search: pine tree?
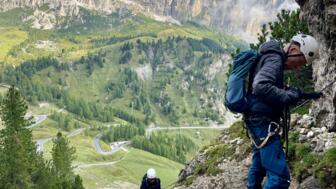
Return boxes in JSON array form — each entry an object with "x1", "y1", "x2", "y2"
[
  {"x1": 0, "y1": 86, "x2": 38, "y2": 188},
  {"x1": 269, "y1": 9, "x2": 309, "y2": 46},
  {"x1": 250, "y1": 24, "x2": 269, "y2": 50},
  {"x1": 73, "y1": 175, "x2": 85, "y2": 189},
  {"x1": 51, "y1": 132, "x2": 77, "y2": 187},
  {"x1": 251, "y1": 9, "x2": 309, "y2": 49},
  {"x1": 32, "y1": 158, "x2": 58, "y2": 189}
]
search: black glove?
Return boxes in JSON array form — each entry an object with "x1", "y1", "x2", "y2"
[
  {"x1": 301, "y1": 92, "x2": 323, "y2": 100},
  {"x1": 286, "y1": 87, "x2": 303, "y2": 105}
]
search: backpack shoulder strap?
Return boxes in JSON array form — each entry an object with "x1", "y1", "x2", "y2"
[
  {"x1": 247, "y1": 49, "x2": 285, "y2": 93},
  {"x1": 247, "y1": 53, "x2": 263, "y2": 94}
]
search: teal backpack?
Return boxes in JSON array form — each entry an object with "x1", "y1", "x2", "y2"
[{"x1": 224, "y1": 50, "x2": 259, "y2": 113}]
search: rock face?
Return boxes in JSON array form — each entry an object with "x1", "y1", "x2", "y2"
[
  {"x1": 296, "y1": 0, "x2": 336, "y2": 131},
  {"x1": 175, "y1": 138, "x2": 251, "y2": 189},
  {"x1": 118, "y1": 0, "x2": 299, "y2": 41},
  {"x1": 0, "y1": 0, "x2": 298, "y2": 41},
  {"x1": 177, "y1": 159, "x2": 249, "y2": 189},
  {"x1": 24, "y1": 9, "x2": 57, "y2": 29},
  {"x1": 176, "y1": 121, "x2": 254, "y2": 189},
  {"x1": 177, "y1": 115, "x2": 336, "y2": 189},
  {"x1": 293, "y1": 113, "x2": 336, "y2": 153}
]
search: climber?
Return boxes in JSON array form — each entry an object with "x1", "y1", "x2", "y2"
[
  {"x1": 244, "y1": 34, "x2": 322, "y2": 189},
  {"x1": 140, "y1": 168, "x2": 161, "y2": 189}
]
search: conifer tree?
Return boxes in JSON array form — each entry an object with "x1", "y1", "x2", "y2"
[
  {"x1": 251, "y1": 9, "x2": 308, "y2": 49},
  {"x1": 32, "y1": 159, "x2": 58, "y2": 189},
  {"x1": 269, "y1": 9, "x2": 309, "y2": 46},
  {"x1": 250, "y1": 24, "x2": 269, "y2": 50},
  {"x1": 0, "y1": 86, "x2": 38, "y2": 188},
  {"x1": 73, "y1": 175, "x2": 85, "y2": 189},
  {"x1": 51, "y1": 132, "x2": 80, "y2": 187}
]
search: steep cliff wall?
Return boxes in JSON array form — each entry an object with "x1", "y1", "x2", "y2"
[
  {"x1": 0, "y1": 0, "x2": 298, "y2": 41},
  {"x1": 297, "y1": 0, "x2": 336, "y2": 131},
  {"x1": 116, "y1": 0, "x2": 299, "y2": 41}
]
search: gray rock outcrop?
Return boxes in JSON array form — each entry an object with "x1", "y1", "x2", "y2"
[
  {"x1": 176, "y1": 131, "x2": 250, "y2": 189},
  {"x1": 297, "y1": 0, "x2": 336, "y2": 131}
]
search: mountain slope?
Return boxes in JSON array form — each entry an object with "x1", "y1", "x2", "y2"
[
  {"x1": 0, "y1": 0, "x2": 298, "y2": 41},
  {"x1": 0, "y1": 6, "x2": 243, "y2": 126},
  {"x1": 0, "y1": 5, "x2": 242, "y2": 188}
]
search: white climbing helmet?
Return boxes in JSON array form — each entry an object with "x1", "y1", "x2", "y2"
[
  {"x1": 147, "y1": 168, "x2": 156, "y2": 179},
  {"x1": 291, "y1": 34, "x2": 319, "y2": 64}
]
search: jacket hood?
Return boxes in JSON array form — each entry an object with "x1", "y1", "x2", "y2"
[{"x1": 259, "y1": 40, "x2": 286, "y2": 61}]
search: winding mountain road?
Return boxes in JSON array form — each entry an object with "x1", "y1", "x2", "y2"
[
  {"x1": 93, "y1": 124, "x2": 232, "y2": 156},
  {"x1": 26, "y1": 114, "x2": 47, "y2": 129},
  {"x1": 30, "y1": 111, "x2": 237, "y2": 157},
  {"x1": 36, "y1": 128, "x2": 85, "y2": 152},
  {"x1": 145, "y1": 124, "x2": 230, "y2": 137},
  {"x1": 93, "y1": 134, "x2": 131, "y2": 155},
  {"x1": 26, "y1": 114, "x2": 86, "y2": 152}
]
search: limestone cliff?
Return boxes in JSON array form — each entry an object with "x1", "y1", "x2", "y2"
[
  {"x1": 296, "y1": 0, "x2": 336, "y2": 131},
  {"x1": 0, "y1": 0, "x2": 298, "y2": 41}
]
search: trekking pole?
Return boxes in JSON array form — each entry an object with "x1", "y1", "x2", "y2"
[
  {"x1": 291, "y1": 99, "x2": 310, "y2": 112},
  {"x1": 291, "y1": 79, "x2": 336, "y2": 112}
]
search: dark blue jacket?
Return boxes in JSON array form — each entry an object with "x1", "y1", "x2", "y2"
[
  {"x1": 140, "y1": 174, "x2": 161, "y2": 189},
  {"x1": 247, "y1": 40, "x2": 300, "y2": 119}
]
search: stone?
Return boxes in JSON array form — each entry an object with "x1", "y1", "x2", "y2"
[
  {"x1": 298, "y1": 114, "x2": 315, "y2": 128},
  {"x1": 302, "y1": 114, "x2": 310, "y2": 120},
  {"x1": 230, "y1": 138, "x2": 241, "y2": 145},
  {"x1": 310, "y1": 139, "x2": 318, "y2": 149},
  {"x1": 325, "y1": 140, "x2": 335, "y2": 150},
  {"x1": 307, "y1": 131, "x2": 315, "y2": 138},
  {"x1": 300, "y1": 128, "x2": 306, "y2": 134},
  {"x1": 291, "y1": 113, "x2": 301, "y2": 127},
  {"x1": 299, "y1": 135, "x2": 308, "y2": 143},
  {"x1": 243, "y1": 156, "x2": 252, "y2": 167},
  {"x1": 235, "y1": 147, "x2": 240, "y2": 155},
  {"x1": 236, "y1": 139, "x2": 244, "y2": 145},
  {"x1": 327, "y1": 133, "x2": 335, "y2": 138},
  {"x1": 314, "y1": 140, "x2": 325, "y2": 153},
  {"x1": 311, "y1": 127, "x2": 322, "y2": 134},
  {"x1": 298, "y1": 176, "x2": 321, "y2": 189}
]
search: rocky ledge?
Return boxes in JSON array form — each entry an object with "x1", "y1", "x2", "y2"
[{"x1": 176, "y1": 115, "x2": 336, "y2": 189}]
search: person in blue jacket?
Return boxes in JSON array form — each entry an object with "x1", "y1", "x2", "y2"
[{"x1": 245, "y1": 34, "x2": 322, "y2": 189}]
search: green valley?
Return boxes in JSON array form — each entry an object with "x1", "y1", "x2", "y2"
[{"x1": 0, "y1": 5, "x2": 241, "y2": 189}]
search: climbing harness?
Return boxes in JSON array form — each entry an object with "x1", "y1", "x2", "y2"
[{"x1": 250, "y1": 121, "x2": 281, "y2": 149}]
